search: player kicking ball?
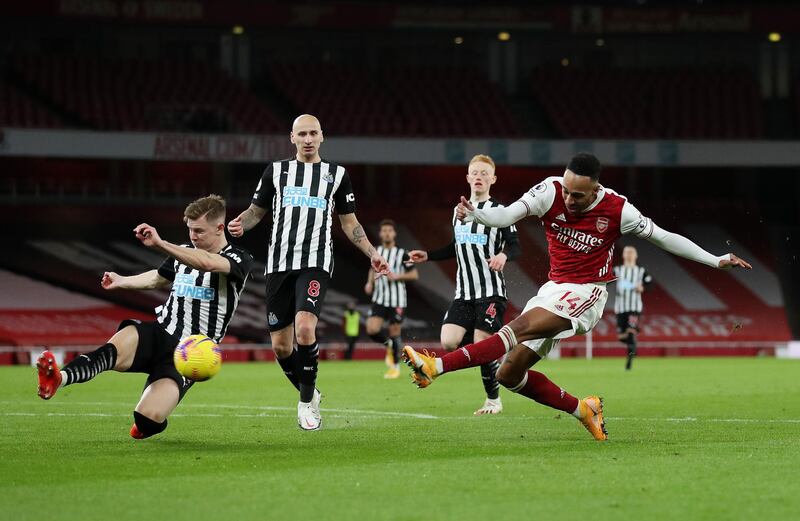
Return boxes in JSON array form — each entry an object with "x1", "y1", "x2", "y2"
[
  {"x1": 403, "y1": 153, "x2": 752, "y2": 440},
  {"x1": 36, "y1": 195, "x2": 253, "y2": 439}
]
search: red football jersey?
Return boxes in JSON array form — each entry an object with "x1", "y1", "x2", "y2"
[{"x1": 522, "y1": 178, "x2": 627, "y2": 284}]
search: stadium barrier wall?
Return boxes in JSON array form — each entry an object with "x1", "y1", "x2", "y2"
[{"x1": 4, "y1": 128, "x2": 800, "y2": 166}]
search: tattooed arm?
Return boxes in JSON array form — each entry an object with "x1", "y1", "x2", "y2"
[{"x1": 339, "y1": 213, "x2": 390, "y2": 275}]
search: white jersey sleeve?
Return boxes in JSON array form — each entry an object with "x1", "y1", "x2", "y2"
[
  {"x1": 518, "y1": 177, "x2": 558, "y2": 217},
  {"x1": 621, "y1": 201, "x2": 730, "y2": 268}
]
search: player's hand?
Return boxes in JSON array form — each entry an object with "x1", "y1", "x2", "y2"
[
  {"x1": 408, "y1": 250, "x2": 428, "y2": 263},
  {"x1": 371, "y1": 253, "x2": 391, "y2": 278},
  {"x1": 719, "y1": 253, "x2": 752, "y2": 270},
  {"x1": 387, "y1": 271, "x2": 400, "y2": 281},
  {"x1": 364, "y1": 281, "x2": 373, "y2": 295},
  {"x1": 456, "y1": 196, "x2": 475, "y2": 223},
  {"x1": 134, "y1": 223, "x2": 161, "y2": 248},
  {"x1": 635, "y1": 283, "x2": 645, "y2": 293},
  {"x1": 228, "y1": 215, "x2": 244, "y2": 237},
  {"x1": 101, "y1": 271, "x2": 122, "y2": 290},
  {"x1": 487, "y1": 253, "x2": 507, "y2": 272}
]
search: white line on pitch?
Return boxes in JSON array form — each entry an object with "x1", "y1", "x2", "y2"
[
  {"x1": 4, "y1": 408, "x2": 800, "y2": 424},
  {"x1": 0, "y1": 400, "x2": 439, "y2": 420}
]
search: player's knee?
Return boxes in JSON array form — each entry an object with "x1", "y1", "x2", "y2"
[
  {"x1": 132, "y1": 410, "x2": 168, "y2": 439},
  {"x1": 366, "y1": 324, "x2": 381, "y2": 336},
  {"x1": 272, "y1": 343, "x2": 294, "y2": 358},
  {"x1": 440, "y1": 340, "x2": 459, "y2": 352},
  {"x1": 295, "y1": 324, "x2": 316, "y2": 345},
  {"x1": 135, "y1": 405, "x2": 167, "y2": 423},
  {"x1": 495, "y1": 365, "x2": 519, "y2": 389}
]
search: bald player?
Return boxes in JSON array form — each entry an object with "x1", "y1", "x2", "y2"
[{"x1": 229, "y1": 114, "x2": 389, "y2": 431}]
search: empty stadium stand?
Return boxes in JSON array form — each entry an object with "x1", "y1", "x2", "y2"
[
  {"x1": 532, "y1": 67, "x2": 763, "y2": 139},
  {"x1": 0, "y1": 80, "x2": 62, "y2": 128},
  {"x1": 8, "y1": 55, "x2": 284, "y2": 133},
  {"x1": 266, "y1": 62, "x2": 520, "y2": 137}
]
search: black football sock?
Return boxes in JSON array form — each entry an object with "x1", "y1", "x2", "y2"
[
  {"x1": 369, "y1": 331, "x2": 389, "y2": 345},
  {"x1": 133, "y1": 411, "x2": 167, "y2": 439},
  {"x1": 277, "y1": 349, "x2": 301, "y2": 391},
  {"x1": 480, "y1": 360, "x2": 501, "y2": 400},
  {"x1": 625, "y1": 336, "x2": 637, "y2": 370},
  {"x1": 62, "y1": 343, "x2": 117, "y2": 386},
  {"x1": 297, "y1": 343, "x2": 319, "y2": 403},
  {"x1": 390, "y1": 336, "x2": 402, "y2": 366}
]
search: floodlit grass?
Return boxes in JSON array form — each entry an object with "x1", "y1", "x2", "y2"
[{"x1": 1, "y1": 357, "x2": 798, "y2": 520}]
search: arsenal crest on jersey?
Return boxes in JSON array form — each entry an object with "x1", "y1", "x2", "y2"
[{"x1": 596, "y1": 217, "x2": 609, "y2": 233}]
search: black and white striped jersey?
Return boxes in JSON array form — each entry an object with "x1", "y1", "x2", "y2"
[
  {"x1": 155, "y1": 243, "x2": 254, "y2": 343},
  {"x1": 372, "y1": 245, "x2": 414, "y2": 308},
  {"x1": 251, "y1": 159, "x2": 356, "y2": 275},
  {"x1": 613, "y1": 264, "x2": 653, "y2": 313},
  {"x1": 453, "y1": 199, "x2": 517, "y2": 301}
]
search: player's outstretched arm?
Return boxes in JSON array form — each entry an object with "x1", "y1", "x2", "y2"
[
  {"x1": 389, "y1": 269, "x2": 419, "y2": 282},
  {"x1": 634, "y1": 221, "x2": 752, "y2": 270},
  {"x1": 415, "y1": 238, "x2": 457, "y2": 263},
  {"x1": 339, "y1": 213, "x2": 390, "y2": 276},
  {"x1": 364, "y1": 267, "x2": 374, "y2": 295},
  {"x1": 228, "y1": 204, "x2": 267, "y2": 237},
  {"x1": 133, "y1": 223, "x2": 231, "y2": 274},
  {"x1": 407, "y1": 250, "x2": 429, "y2": 263},
  {"x1": 101, "y1": 270, "x2": 169, "y2": 291},
  {"x1": 458, "y1": 196, "x2": 528, "y2": 227}
]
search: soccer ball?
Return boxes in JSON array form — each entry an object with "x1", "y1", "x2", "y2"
[{"x1": 173, "y1": 334, "x2": 222, "y2": 381}]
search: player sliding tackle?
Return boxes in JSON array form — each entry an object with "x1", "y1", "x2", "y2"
[
  {"x1": 36, "y1": 195, "x2": 253, "y2": 439},
  {"x1": 403, "y1": 153, "x2": 752, "y2": 440}
]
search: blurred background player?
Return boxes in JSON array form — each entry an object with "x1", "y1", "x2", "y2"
[
  {"x1": 408, "y1": 154, "x2": 520, "y2": 415},
  {"x1": 405, "y1": 153, "x2": 752, "y2": 440},
  {"x1": 228, "y1": 114, "x2": 389, "y2": 430},
  {"x1": 613, "y1": 246, "x2": 653, "y2": 370},
  {"x1": 36, "y1": 195, "x2": 253, "y2": 439},
  {"x1": 342, "y1": 301, "x2": 361, "y2": 360},
  {"x1": 364, "y1": 219, "x2": 418, "y2": 379}
]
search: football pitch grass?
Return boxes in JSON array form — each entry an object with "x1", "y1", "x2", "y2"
[{"x1": 1, "y1": 357, "x2": 798, "y2": 521}]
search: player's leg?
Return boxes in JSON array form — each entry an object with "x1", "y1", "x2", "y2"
[
  {"x1": 37, "y1": 322, "x2": 140, "y2": 400},
  {"x1": 624, "y1": 314, "x2": 640, "y2": 370},
  {"x1": 405, "y1": 283, "x2": 606, "y2": 382},
  {"x1": 366, "y1": 312, "x2": 391, "y2": 366},
  {"x1": 440, "y1": 299, "x2": 472, "y2": 351},
  {"x1": 472, "y1": 299, "x2": 507, "y2": 415},
  {"x1": 266, "y1": 271, "x2": 301, "y2": 390},
  {"x1": 441, "y1": 324, "x2": 467, "y2": 351},
  {"x1": 473, "y1": 328, "x2": 502, "y2": 415},
  {"x1": 384, "y1": 320, "x2": 403, "y2": 378},
  {"x1": 130, "y1": 378, "x2": 180, "y2": 439},
  {"x1": 625, "y1": 330, "x2": 638, "y2": 370},
  {"x1": 271, "y1": 325, "x2": 299, "y2": 389},
  {"x1": 616, "y1": 312, "x2": 633, "y2": 370},
  {"x1": 293, "y1": 269, "x2": 329, "y2": 430},
  {"x1": 405, "y1": 306, "x2": 571, "y2": 387},
  {"x1": 496, "y1": 343, "x2": 607, "y2": 440},
  {"x1": 294, "y1": 310, "x2": 320, "y2": 401}
]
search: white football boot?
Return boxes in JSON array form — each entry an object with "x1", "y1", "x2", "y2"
[
  {"x1": 310, "y1": 388, "x2": 323, "y2": 422},
  {"x1": 474, "y1": 397, "x2": 503, "y2": 416},
  {"x1": 297, "y1": 400, "x2": 321, "y2": 431}
]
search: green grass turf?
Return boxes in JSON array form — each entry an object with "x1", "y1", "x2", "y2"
[{"x1": 1, "y1": 357, "x2": 799, "y2": 521}]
